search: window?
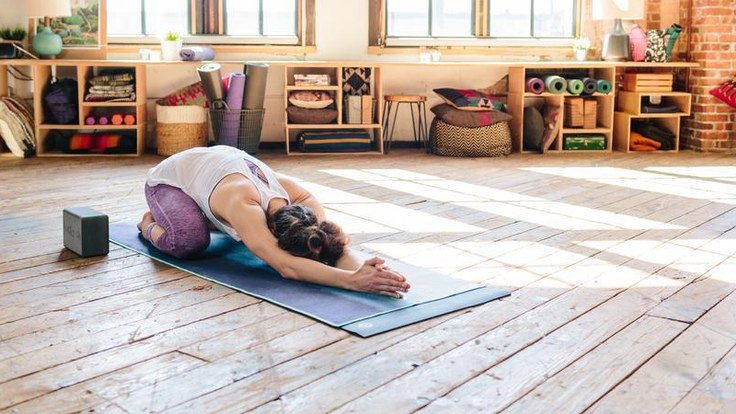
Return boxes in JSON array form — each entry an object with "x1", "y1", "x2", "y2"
[
  {"x1": 107, "y1": 0, "x2": 189, "y2": 37},
  {"x1": 226, "y1": 0, "x2": 298, "y2": 37},
  {"x1": 107, "y1": 0, "x2": 308, "y2": 45},
  {"x1": 382, "y1": 0, "x2": 578, "y2": 45}
]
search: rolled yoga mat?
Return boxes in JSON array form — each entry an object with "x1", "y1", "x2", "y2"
[
  {"x1": 597, "y1": 79, "x2": 613, "y2": 94},
  {"x1": 544, "y1": 76, "x2": 568, "y2": 94},
  {"x1": 243, "y1": 62, "x2": 269, "y2": 109},
  {"x1": 526, "y1": 78, "x2": 545, "y2": 95},
  {"x1": 219, "y1": 72, "x2": 246, "y2": 147},
  {"x1": 582, "y1": 77, "x2": 598, "y2": 95},
  {"x1": 109, "y1": 222, "x2": 509, "y2": 337},
  {"x1": 197, "y1": 63, "x2": 226, "y2": 107},
  {"x1": 567, "y1": 78, "x2": 584, "y2": 95}
]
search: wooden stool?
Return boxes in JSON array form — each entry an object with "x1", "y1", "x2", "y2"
[{"x1": 382, "y1": 94, "x2": 428, "y2": 154}]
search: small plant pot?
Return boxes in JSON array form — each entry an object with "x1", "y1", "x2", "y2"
[
  {"x1": 161, "y1": 40, "x2": 182, "y2": 61},
  {"x1": 574, "y1": 49, "x2": 588, "y2": 61}
]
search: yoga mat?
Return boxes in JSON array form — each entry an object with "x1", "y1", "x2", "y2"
[
  {"x1": 219, "y1": 72, "x2": 246, "y2": 147},
  {"x1": 180, "y1": 46, "x2": 215, "y2": 62},
  {"x1": 526, "y1": 78, "x2": 545, "y2": 95},
  {"x1": 597, "y1": 79, "x2": 612, "y2": 94},
  {"x1": 243, "y1": 62, "x2": 269, "y2": 109},
  {"x1": 222, "y1": 75, "x2": 231, "y2": 95},
  {"x1": 197, "y1": 63, "x2": 225, "y2": 104},
  {"x1": 582, "y1": 77, "x2": 597, "y2": 95},
  {"x1": 109, "y1": 223, "x2": 509, "y2": 337},
  {"x1": 544, "y1": 76, "x2": 567, "y2": 94},
  {"x1": 567, "y1": 79, "x2": 584, "y2": 95}
]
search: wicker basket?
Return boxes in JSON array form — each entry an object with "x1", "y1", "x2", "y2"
[
  {"x1": 209, "y1": 108, "x2": 265, "y2": 155},
  {"x1": 429, "y1": 119, "x2": 512, "y2": 157},
  {"x1": 156, "y1": 104, "x2": 208, "y2": 156}
]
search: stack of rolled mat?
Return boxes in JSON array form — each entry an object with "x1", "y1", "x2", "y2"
[
  {"x1": 525, "y1": 76, "x2": 612, "y2": 95},
  {"x1": 85, "y1": 71, "x2": 136, "y2": 102}
]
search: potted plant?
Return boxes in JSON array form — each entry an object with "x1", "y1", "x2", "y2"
[
  {"x1": 160, "y1": 31, "x2": 182, "y2": 61},
  {"x1": 572, "y1": 37, "x2": 591, "y2": 61}
]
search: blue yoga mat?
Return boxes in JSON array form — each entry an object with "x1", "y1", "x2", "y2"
[{"x1": 109, "y1": 223, "x2": 509, "y2": 337}]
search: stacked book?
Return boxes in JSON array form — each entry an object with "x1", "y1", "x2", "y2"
[{"x1": 294, "y1": 74, "x2": 331, "y2": 86}]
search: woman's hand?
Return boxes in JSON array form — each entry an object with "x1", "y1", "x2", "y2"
[{"x1": 346, "y1": 257, "x2": 411, "y2": 298}]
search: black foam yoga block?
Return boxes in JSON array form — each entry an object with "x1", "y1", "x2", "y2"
[{"x1": 63, "y1": 207, "x2": 109, "y2": 257}]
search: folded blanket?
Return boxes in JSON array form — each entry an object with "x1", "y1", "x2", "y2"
[
  {"x1": 641, "y1": 104, "x2": 680, "y2": 113},
  {"x1": 180, "y1": 46, "x2": 215, "y2": 61},
  {"x1": 84, "y1": 92, "x2": 137, "y2": 102},
  {"x1": 89, "y1": 79, "x2": 134, "y2": 87},
  {"x1": 89, "y1": 73, "x2": 134, "y2": 84},
  {"x1": 89, "y1": 85, "x2": 135, "y2": 92},
  {"x1": 630, "y1": 132, "x2": 661, "y2": 151},
  {"x1": 632, "y1": 122, "x2": 676, "y2": 150}
]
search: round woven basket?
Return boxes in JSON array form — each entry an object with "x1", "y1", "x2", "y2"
[
  {"x1": 156, "y1": 104, "x2": 208, "y2": 156},
  {"x1": 429, "y1": 118, "x2": 512, "y2": 157}
]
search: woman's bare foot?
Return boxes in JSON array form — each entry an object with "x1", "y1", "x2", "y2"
[{"x1": 137, "y1": 211, "x2": 155, "y2": 239}]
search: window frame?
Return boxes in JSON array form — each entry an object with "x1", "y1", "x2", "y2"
[
  {"x1": 375, "y1": 0, "x2": 582, "y2": 49},
  {"x1": 107, "y1": 0, "x2": 313, "y2": 48}
]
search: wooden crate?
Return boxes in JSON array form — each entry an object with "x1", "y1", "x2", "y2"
[
  {"x1": 623, "y1": 73, "x2": 673, "y2": 92},
  {"x1": 583, "y1": 99, "x2": 597, "y2": 129},
  {"x1": 564, "y1": 97, "x2": 584, "y2": 127}
]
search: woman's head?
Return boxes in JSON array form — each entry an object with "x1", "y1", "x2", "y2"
[{"x1": 269, "y1": 205, "x2": 348, "y2": 266}]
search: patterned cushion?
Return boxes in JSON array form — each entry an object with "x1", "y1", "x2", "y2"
[
  {"x1": 433, "y1": 88, "x2": 505, "y2": 111},
  {"x1": 541, "y1": 105, "x2": 561, "y2": 153},
  {"x1": 523, "y1": 106, "x2": 545, "y2": 152},
  {"x1": 430, "y1": 104, "x2": 511, "y2": 128},
  {"x1": 286, "y1": 107, "x2": 338, "y2": 124},
  {"x1": 343, "y1": 68, "x2": 372, "y2": 96},
  {"x1": 157, "y1": 82, "x2": 209, "y2": 107}
]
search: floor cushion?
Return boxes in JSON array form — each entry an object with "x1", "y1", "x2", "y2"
[
  {"x1": 287, "y1": 106, "x2": 338, "y2": 124},
  {"x1": 429, "y1": 118, "x2": 511, "y2": 157},
  {"x1": 431, "y1": 104, "x2": 511, "y2": 128}
]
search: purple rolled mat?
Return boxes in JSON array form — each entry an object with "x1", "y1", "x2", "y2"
[
  {"x1": 219, "y1": 73, "x2": 246, "y2": 147},
  {"x1": 526, "y1": 78, "x2": 545, "y2": 95}
]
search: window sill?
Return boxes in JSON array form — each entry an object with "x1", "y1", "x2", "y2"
[
  {"x1": 368, "y1": 45, "x2": 575, "y2": 57},
  {"x1": 106, "y1": 44, "x2": 316, "y2": 55}
]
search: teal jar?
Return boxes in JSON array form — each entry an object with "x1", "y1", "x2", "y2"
[{"x1": 33, "y1": 26, "x2": 63, "y2": 57}]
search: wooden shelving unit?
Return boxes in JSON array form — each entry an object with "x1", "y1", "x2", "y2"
[
  {"x1": 613, "y1": 90, "x2": 691, "y2": 153},
  {"x1": 509, "y1": 65, "x2": 616, "y2": 153},
  {"x1": 284, "y1": 63, "x2": 383, "y2": 155},
  {"x1": 0, "y1": 60, "x2": 146, "y2": 157}
]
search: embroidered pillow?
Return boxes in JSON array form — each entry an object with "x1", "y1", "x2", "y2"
[
  {"x1": 433, "y1": 88, "x2": 505, "y2": 112},
  {"x1": 430, "y1": 104, "x2": 511, "y2": 128}
]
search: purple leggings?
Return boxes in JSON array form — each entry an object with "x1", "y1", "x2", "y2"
[{"x1": 144, "y1": 184, "x2": 211, "y2": 259}]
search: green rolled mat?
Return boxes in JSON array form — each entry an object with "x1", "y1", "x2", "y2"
[
  {"x1": 567, "y1": 79, "x2": 584, "y2": 95},
  {"x1": 544, "y1": 76, "x2": 568, "y2": 94},
  {"x1": 597, "y1": 79, "x2": 613, "y2": 94}
]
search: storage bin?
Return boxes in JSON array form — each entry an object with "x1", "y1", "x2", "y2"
[
  {"x1": 623, "y1": 73, "x2": 673, "y2": 92},
  {"x1": 429, "y1": 118, "x2": 511, "y2": 157},
  {"x1": 156, "y1": 104, "x2": 208, "y2": 156},
  {"x1": 209, "y1": 108, "x2": 265, "y2": 155}
]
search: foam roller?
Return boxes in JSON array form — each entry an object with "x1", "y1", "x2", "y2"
[
  {"x1": 597, "y1": 80, "x2": 612, "y2": 94},
  {"x1": 545, "y1": 76, "x2": 567, "y2": 94},
  {"x1": 567, "y1": 79, "x2": 584, "y2": 95}
]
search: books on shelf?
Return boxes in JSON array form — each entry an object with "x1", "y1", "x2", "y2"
[
  {"x1": 294, "y1": 74, "x2": 331, "y2": 86},
  {"x1": 344, "y1": 95, "x2": 374, "y2": 124}
]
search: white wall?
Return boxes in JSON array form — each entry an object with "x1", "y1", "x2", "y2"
[{"x1": 1, "y1": 0, "x2": 531, "y2": 145}]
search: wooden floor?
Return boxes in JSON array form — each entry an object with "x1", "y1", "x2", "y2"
[{"x1": 2, "y1": 150, "x2": 736, "y2": 413}]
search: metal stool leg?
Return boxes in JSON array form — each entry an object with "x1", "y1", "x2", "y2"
[
  {"x1": 382, "y1": 100, "x2": 390, "y2": 151},
  {"x1": 409, "y1": 102, "x2": 419, "y2": 148},
  {"x1": 420, "y1": 101, "x2": 430, "y2": 152},
  {"x1": 384, "y1": 101, "x2": 401, "y2": 154}
]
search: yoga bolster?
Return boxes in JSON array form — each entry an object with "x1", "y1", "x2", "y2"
[
  {"x1": 197, "y1": 63, "x2": 225, "y2": 104},
  {"x1": 582, "y1": 77, "x2": 598, "y2": 95},
  {"x1": 544, "y1": 76, "x2": 567, "y2": 94},
  {"x1": 85, "y1": 116, "x2": 96, "y2": 125},
  {"x1": 220, "y1": 72, "x2": 246, "y2": 147},
  {"x1": 525, "y1": 78, "x2": 545, "y2": 94},
  {"x1": 567, "y1": 79, "x2": 584, "y2": 95},
  {"x1": 111, "y1": 114, "x2": 123, "y2": 125},
  {"x1": 597, "y1": 80, "x2": 612, "y2": 94},
  {"x1": 243, "y1": 62, "x2": 269, "y2": 109},
  {"x1": 124, "y1": 114, "x2": 136, "y2": 125},
  {"x1": 98, "y1": 116, "x2": 109, "y2": 125}
]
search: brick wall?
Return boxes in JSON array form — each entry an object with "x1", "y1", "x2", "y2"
[{"x1": 677, "y1": 0, "x2": 736, "y2": 151}]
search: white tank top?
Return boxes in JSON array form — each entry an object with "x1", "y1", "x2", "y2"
[{"x1": 146, "y1": 146, "x2": 290, "y2": 241}]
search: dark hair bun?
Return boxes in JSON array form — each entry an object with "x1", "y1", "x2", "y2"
[{"x1": 271, "y1": 205, "x2": 348, "y2": 266}]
